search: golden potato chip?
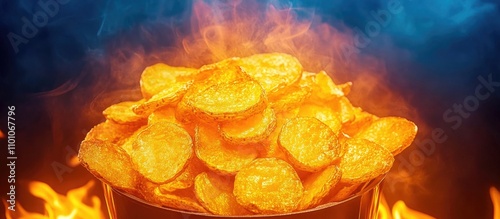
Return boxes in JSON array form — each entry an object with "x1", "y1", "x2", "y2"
[
  {"x1": 270, "y1": 85, "x2": 310, "y2": 113},
  {"x1": 239, "y1": 53, "x2": 303, "y2": 97},
  {"x1": 339, "y1": 138, "x2": 394, "y2": 183},
  {"x1": 130, "y1": 122, "x2": 193, "y2": 183},
  {"x1": 298, "y1": 103, "x2": 343, "y2": 133},
  {"x1": 341, "y1": 108, "x2": 378, "y2": 137},
  {"x1": 220, "y1": 107, "x2": 276, "y2": 144},
  {"x1": 195, "y1": 125, "x2": 258, "y2": 175},
  {"x1": 278, "y1": 117, "x2": 342, "y2": 172},
  {"x1": 120, "y1": 125, "x2": 147, "y2": 156},
  {"x1": 355, "y1": 116, "x2": 418, "y2": 155},
  {"x1": 194, "y1": 172, "x2": 252, "y2": 215},
  {"x1": 159, "y1": 158, "x2": 206, "y2": 193},
  {"x1": 200, "y1": 62, "x2": 252, "y2": 85},
  {"x1": 146, "y1": 186, "x2": 207, "y2": 213},
  {"x1": 79, "y1": 139, "x2": 137, "y2": 193},
  {"x1": 140, "y1": 63, "x2": 197, "y2": 99},
  {"x1": 312, "y1": 71, "x2": 346, "y2": 100},
  {"x1": 233, "y1": 158, "x2": 304, "y2": 214},
  {"x1": 189, "y1": 80, "x2": 267, "y2": 122},
  {"x1": 103, "y1": 100, "x2": 147, "y2": 125},
  {"x1": 337, "y1": 96, "x2": 356, "y2": 124},
  {"x1": 324, "y1": 182, "x2": 360, "y2": 202},
  {"x1": 133, "y1": 80, "x2": 192, "y2": 115},
  {"x1": 84, "y1": 120, "x2": 137, "y2": 145},
  {"x1": 258, "y1": 118, "x2": 289, "y2": 161},
  {"x1": 298, "y1": 165, "x2": 341, "y2": 210}
]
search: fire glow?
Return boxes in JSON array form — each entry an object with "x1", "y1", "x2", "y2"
[{"x1": 3, "y1": 181, "x2": 105, "y2": 219}]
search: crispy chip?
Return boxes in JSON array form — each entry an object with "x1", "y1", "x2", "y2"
[
  {"x1": 188, "y1": 80, "x2": 267, "y2": 122},
  {"x1": 145, "y1": 185, "x2": 207, "y2": 213},
  {"x1": 339, "y1": 138, "x2": 394, "y2": 183},
  {"x1": 233, "y1": 158, "x2": 303, "y2": 214},
  {"x1": 84, "y1": 120, "x2": 137, "y2": 145},
  {"x1": 79, "y1": 139, "x2": 137, "y2": 193},
  {"x1": 148, "y1": 107, "x2": 195, "y2": 137},
  {"x1": 130, "y1": 122, "x2": 193, "y2": 183},
  {"x1": 278, "y1": 117, "x2": 342, "y2": 171},
  {"x1": 133, "y1": 81, "x2": 192, "y2": 115},
  {"x1": 103, "y1": 100, "x2": 147, "y2": 125},
  {"x1": 341, "y1": 108, "x2": 379, "y2": 137},
  {"x1": 159, "y1": 158, "x2": 206, "y2": 193},
  {"x1": 312, "y1": 71, "x2": 347, "y2": 100},
  {"x1": 355, "y1": 117, "x2": 418, "y2": 155},
  {"x1": 298, "y1": 165, "x2": 341, "y2": 210},
  {"x1": 258, "y1": 118, "x2": 289, "y2": 161},
  {"x1": 220, "y1": 107, "x2": 276, "y2": 144},
  {"x1": 239, "y1": 53, "x2": 303, "y2": 97},
  {"x1": 120, "y1": 125, "x2": 146, "y2": 156},
  {"x1": 140, "y1": 63, "x2": 197, "y2": 99},
  {"x1": 270, "y1": 85, "x2": 310, "y2": 113},
  {"x1": 195, "y1": 125, "x2": 258, "y2": 175},
  {"x1": 298, "y1": 103, "x2": 343, "y2": 133},
  {"x1": 194, "y1": 172, "x2": 252, "y2": 215},
  {"x1": 324, "y1": 182, "x2": 360, "y2": 202}
]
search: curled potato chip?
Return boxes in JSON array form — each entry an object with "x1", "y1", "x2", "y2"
[
  {"x1": 258, "y1": 118, "x2": 289, "y2": 161},
  {"x1": 133, "y1": 81, "x2": 192, "y2": 115},
  {"x1": 120, "y1": 125, "x2": 146, "y2": 156},
  {"x1": 146, "y1": 186, "x2": 208, "y2": 213},
  {"x1": 195, "y1": 125, "x2": 258, "y2": 175},
  {"x1": 84, "y1": 120, "x2": 137, "y2": 145},
  {"x1": 278, "y1": 117, "x2": 342, "y2": 172},
  {"x1": 270, "y1": 85, "x2": 310, "y2": 113},
  {"x1": 339, "y1": 138, "x2": 394, "y2": 183},
  {"x1": 239, "y1": 53, "x2": 303, "y2": 96},
  {"x1": 79, "y1": 139, "x2": 137, "y2": 193},
  {"x1": 234, "y1": 158, "x2": 304, "y2": 214},
  {"x1": 298, "y1": 165, "x2": 341, "y2": 210},
  {"x1": 194, "y1": 172, "x2": 251, "y2": 215},
  {"x1": 130, "y1": 122, "x2": 193, "y2": 183},
  {"x1": 159, "y1": 158, "x2": 206, "y2": 193},
  {"x1": 355, "y1": 116, "x2": 418, "y2": 155},
  {"x1": 103, "y1": 100, "x2": 147, "y2": 125},
  {"x1": 189, "y1": 80, "x2": 267, "y2": 122},
  {"x1": 324, "y1": 182, "x2": 360, "y2": 202},
  {"x1": 298, "y1": 103, "x2": 343, "y2": 133},
  {"x1": 341, "y1": 108, "x2": 378, "y2": 137},
  {"x1": 220, "y1": 107, "x2": 276, "y2": 144},
  {"x1": 312, "y1": 71, "x2": 346, "y2": 100},
  {"x1": 140, "y1": 63, "x2": 197, "y2": 99}
]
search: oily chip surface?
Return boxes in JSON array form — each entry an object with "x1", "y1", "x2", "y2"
[
  {"x1": 356, "y1": 116, "x2": 418, "y2": 155},
  {"x1": 130, "y1": 122, "x2": 193, "y2": 183},
  {"x1": 195, "y1": 125, "x2": 258, "y2": 175},
  {"x1": 298, "y1": 165, "x2": 341, "y2": 210},
  {"x1": 159, "y1": 158, "x2": 206, "y2": 193},
  {"x1": 239, "y1": 53, "x2": 303, "y2": 96},
  {"x1": 103, "y1": 100, "x2": 147, "y2": 125},
  {"x1": 194, "y1": 172, "x2": 251, "y2": 215},
  {"x1": 220, "y1": 107, "x2": 277, "y2": 144},
  {"x1": 233, "y1": 158, "x2": 304, "y2": 214},
  {"x1": 278, "y1": 117, "x2": 341, "y2": 171},
  {"x1": 339, "y1": 138, "x2": 394, "y2": 183},
  {"x1": 189, "y1": 80, "x2": 267, "y2": 122},
  {"x1": 79, "y1": 139, "x2": 137, "y2": 193},
  {"x1": 140, "y1": 63, "x2": 197, "y2": 99}
]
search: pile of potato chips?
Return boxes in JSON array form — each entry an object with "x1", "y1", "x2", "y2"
[{"x1": 79, "y1": 53, "x2": 417, "y2": 215}]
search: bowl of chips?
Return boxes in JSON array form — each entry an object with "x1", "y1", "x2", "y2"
[{"x1": 79, "y1": 53, "x2": 417, "y2": 218}]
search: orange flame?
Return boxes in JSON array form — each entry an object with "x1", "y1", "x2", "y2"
[
  {"x1": 0, "y1": 130, "x2": 5, "y2": 139},
  {"x1": 492, "y1": 187, "x2": 500, "y2": 219},
  {"x1": 378, "y1": 193, "x2": 436, "y2": 219},
  {"x1": 379, "y1": 186, "x2": 500, "y2": 219},
  {"x1": 4, "y1": 181, "x2": 105, "y2": 219}
]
